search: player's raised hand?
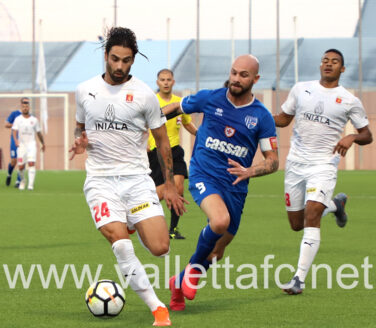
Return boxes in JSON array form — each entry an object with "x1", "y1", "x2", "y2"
[
  {"x1": 227, "y1": 158, "x2": 250, "y2": 185},
  {"x1": 69, "y1": 131, "x2": 89, "y2": 160},
  {"x1": 163, "y1": 182, "x2": 189, "y2": 216}
]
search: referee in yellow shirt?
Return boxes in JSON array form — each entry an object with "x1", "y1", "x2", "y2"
[{"x1": 148, "y1": 69, "x2": 197, "y2": 239}]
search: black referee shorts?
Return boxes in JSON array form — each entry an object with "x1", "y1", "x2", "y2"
[{"x1": 148, "y1": 145, "x2": 188, "y2": 187}]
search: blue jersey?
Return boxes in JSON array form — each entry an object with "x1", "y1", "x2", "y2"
[
  {"x1": 6, "y1": 110, "x2": 21, "y2": 147},
  {"x1": 182, "y1": 88, "x2": 276, "y2": 193}
]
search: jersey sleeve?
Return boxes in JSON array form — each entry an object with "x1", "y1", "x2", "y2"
[
  {"x1": 182, "y1": 113, "x2": 192, "y2": 124},
  {"x1": 347, "y1": 98, "x2": 369, "y2": 129},
  {"x1": 281, "y1": 83, "x2": 299, "y2": 115},
  {"x1": 12, "y1": 116, "x2": 19, "y2": 130},
  {"x1": 181, "y1": 89, "x2": 212, "y2": 114},
  {"x1": 145, "y1": 92, "x2": 167, "y2": 129},
  {"x1": 75, "y1": 85, "x2": 86, "y2": 124},
  {"x1": 258, "y1": 110, "x2": 277, "y2": 139},
  {"x1": 6, "y1": 111, "x2": 17, "y2": 124},
  {"x1": 34, "y1": 118, "x2": 41, "y2": 133}
]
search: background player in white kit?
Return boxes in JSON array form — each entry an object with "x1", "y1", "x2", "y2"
[
  {"x1": 12, "y1": 97, "x2": 46, "y2": 190},
  {"x1": 274, "y1": 49, "x2": 373, "y2": 294},
  {"x1": 69, "y1": 27, "x2": 187, "y2": 326}
]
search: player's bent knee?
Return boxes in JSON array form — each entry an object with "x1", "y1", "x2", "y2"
[
  {"x1": 149, "y1": 242, "x2": 170, "y2": 257},
  {"x1": 289, "y1": 222, "x2": 304, "y2": 231}
]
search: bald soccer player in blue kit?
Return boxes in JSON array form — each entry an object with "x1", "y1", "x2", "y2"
[{"x1": 162, "y1": 54, "x2": 279, "y2": 311}]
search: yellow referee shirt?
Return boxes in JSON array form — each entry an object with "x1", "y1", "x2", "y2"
[{"x1": 148, "y1": 93, "x2": 192, "y2": 151}]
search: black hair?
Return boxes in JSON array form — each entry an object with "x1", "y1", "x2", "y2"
[
  {"x1": 103, "y1": 27, "x2": 147, "y2": 60},
  {"x1": 20, "y1": 97, "x2": 30, "y2": 103},
  {"x1": 324, "y1": 49, "x2": 344, "y2": 66},
  {"x1": 157, "y1": 68, "x2": 174, "y2": 77}
]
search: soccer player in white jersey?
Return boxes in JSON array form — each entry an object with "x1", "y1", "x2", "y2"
[
  {"x1": 274, "y1": 49, "x2": 373, "y2": 294},
  {"x1": 69, "y1": 27, "x2": 187, "y2": 326},
  {"x1": 12, "y1": 97, "x2": 46, "y2": 190}
]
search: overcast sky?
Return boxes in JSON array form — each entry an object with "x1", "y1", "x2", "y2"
[{"x1": 0, "y1": 0, "x2": 361, "y2": 42}]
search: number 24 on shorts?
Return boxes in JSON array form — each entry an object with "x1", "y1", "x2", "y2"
[{"x1": 93, "y1": 202, "x2": 111, "y2": 222}]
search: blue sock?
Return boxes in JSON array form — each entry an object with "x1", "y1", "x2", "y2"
[
  {"x1": 8, "y1": 163, "x2": 14, "y2": 176},
  {"x1": 177, "y1": 225, "x2": 222, "y2": 286},
  {"x1": 17, "y1": 173, "x2": 21, "y2": 182}
]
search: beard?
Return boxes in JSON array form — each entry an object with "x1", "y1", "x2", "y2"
[
  {"x1": 107, "y1": 63, "x2": 130, "y2": 84},
  {"x1": 228, "y1": 82, "x2": 253, "y2": 97}
]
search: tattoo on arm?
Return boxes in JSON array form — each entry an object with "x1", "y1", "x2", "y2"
[
  {"x1": 157, "y1": 146, "x2": 174, "y2": 183},
  {"x1": 249, "y1": 150, "x2": 279, "y2": 178}
]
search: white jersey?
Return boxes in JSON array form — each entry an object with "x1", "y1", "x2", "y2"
[
  {"x1": 76, "y1": 75, "x2": 166, "y2": 176},
  {"x1": 282, "y1": 80, "x2": 369, "y2": 165},
  {"x1": 12, "y1": 115, "x2": 41, "y2": 145}
]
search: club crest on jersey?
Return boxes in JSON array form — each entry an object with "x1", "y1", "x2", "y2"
[
  {"x1": 314, "y1": 101, "x2": 324, "y2": 115},
  {"x1": 224, "y1": 126, "x2": 235, "y2": 137},
  {"x1": 126, "y1": 93, "x2": 133, "y2": 103},
  {"x1": 336, "y1": 97, "x2": 342, "y2": 104},
  {"x1": 245, "y1": 115, "x2": 258, "y2": 129},
  {"x1": 176, "y1": 116, "x2": 182, "y2": 125},
  {"x1": 104, "y1": 104, "x2": 115, "y2": 122}
]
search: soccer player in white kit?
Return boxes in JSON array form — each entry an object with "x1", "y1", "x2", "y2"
[
  {"x1": 274, "y1": 49, "x2": 373, "y2": 294},
  {"x1": 69, "y1": 27, "x2": 187, "y2": 326},
  {"x1": 12, "y1": 97, "x2": 46, "y2": 190}
]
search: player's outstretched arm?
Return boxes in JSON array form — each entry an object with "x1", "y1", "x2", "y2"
[
  {"x1": 273, "y1": 112, "x2": 294, "y2": 128},
  {"x1": 333, "y1": 125, "x2": 373, "y2": 157},
  {"x1": 151, "y1": 125, "x2": 189, "y2": 215},
  {"x1": 69, "y1": 122, "x2": 88, "y2": 160},
  {"x1": 227, "y1": 149, "x2": 279, "y2": 185},
  {"x1": 162, "y1": 102, "x2": 183, "y2": 119}
]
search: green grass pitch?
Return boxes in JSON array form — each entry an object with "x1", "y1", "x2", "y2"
[{"x1": 0, "y1": 170, "x2": 375, "y2": 328}]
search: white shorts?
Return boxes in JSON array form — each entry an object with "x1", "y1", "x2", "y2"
[
  {"x1": 284, "y1": 161, "x2": 337, "y2": 211},
  {"x1": 17, "y1": 143, "x2": 37, "y2": 165},
  {"x1": 83, "y1": 174, "x2": 164, "y2": 230}
]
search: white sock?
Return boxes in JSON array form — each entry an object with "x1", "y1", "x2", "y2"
[
  {"x1": 322, "y1": 200, "x2": 337, "y2": 217},
  {"x1": 112, "y1": 239, "x2": 165, "y2": 312},
  {"x1": 28, "y1": 167, "x2": 36, "y2": 188},
  {"x1": 295, "y1": 227, "x2": 320, "y2": 282}
]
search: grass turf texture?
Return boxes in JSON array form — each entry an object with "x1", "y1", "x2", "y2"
[{"x1": 0, "y1": 170, "x2": 375, "y2": 328}]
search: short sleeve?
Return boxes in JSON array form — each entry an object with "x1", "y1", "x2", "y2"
[
  {"x1": 281, "y1": 84, "x2": 299, "y2": 115},
  {"x1": 12, "y1": 117, "x2": 19, "y2": 130},
  {"x1": 181, "y1": 89, "x2": 212, "y2": 114},
  {"x1": 75, "y1": 85, "x2": 86, "y2": 124},
  {"x1": 258, "y1": 110, "x2": 277, "y2": 139},
  {"x1": 34, "y1": 118, "x2": 41, "y2": 133},
  {"x1": 145, "y1": 92, "x2": 167, "y2": 129},
  {"x1": 348, "y1": 98, "x2": 369, "y2": 129}
]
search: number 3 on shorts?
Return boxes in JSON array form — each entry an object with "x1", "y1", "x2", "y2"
[
  {"x1": 285, "y1": 193, "x2": 291, "y2": 207},
  {"x1": 195, "y1": 182, "x2": 206, "y2": 194},
  {"x1": 93, "y1": 202, "x2": 111, "y2": 222}
]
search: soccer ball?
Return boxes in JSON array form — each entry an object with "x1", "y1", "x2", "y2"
[{"x1": 85, "y1": 279, "x2": 126, "y2": 317}]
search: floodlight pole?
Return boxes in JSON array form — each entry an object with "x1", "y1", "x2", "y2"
[
  {"x1": 114, "y1": 0, "x2": 117, "y2": 26},
  {"x1": 230, "y1": 17, "x2": 235, "y2": 64},
  {"x1": 31, "y1": 0, "x2": 36, "y2": 93},
  {"x1": 167, "y1": 18, "x2": 171, "y2": 69},
  {"x1": 248, "y1": 0, "x2": 252, "y2": 54},
  {"x1": 293, "y1": 16, "x2": 298, "y2": 83},
  {"x1": 358, "y1": 0, "x2": 363, "y2": 168},
  {"x1": 195, "y1": 0, "x2": 200, "y2": 92},
  {"x1": 275, "y1": 0, "x2": 280, "y2": 114}
]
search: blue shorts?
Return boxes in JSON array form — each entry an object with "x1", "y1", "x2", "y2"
[
  {"x1": 189, "y1": 173, "x2": 247, "y2": 235},
  {"x1": 10, "y1": 139, "x2": 18, "y2": 159}
]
